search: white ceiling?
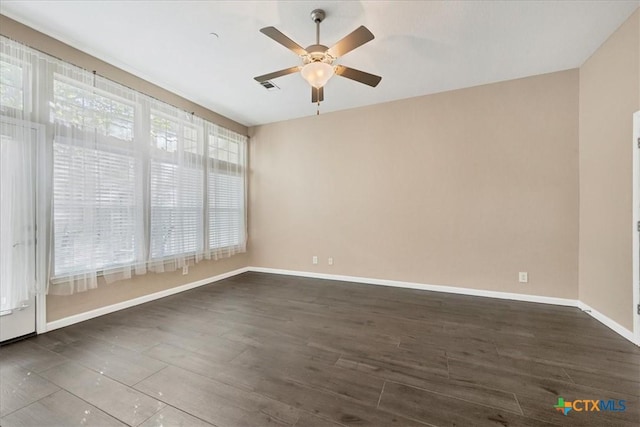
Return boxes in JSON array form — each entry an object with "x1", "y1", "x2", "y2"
[{"x1": 1, "y1": 1, "x2": 638, "y2": 127}]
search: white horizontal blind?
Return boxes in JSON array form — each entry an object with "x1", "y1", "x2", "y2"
[
  {"x1": 51, "y1": 74, "x2": 138, "y2": 280},
  {"x1": 207, "y1": 124, "x2": 246, "y2": 255},
  {"x1": 52, "y1": 142, "x2": 137, "y2": 274},
  {"x1": 149, "y1": 111, "x2": 204, "y2": 262}
]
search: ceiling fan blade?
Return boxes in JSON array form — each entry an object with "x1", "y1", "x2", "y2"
[
  {"x1": 311, "y1": 86, "x2": 324, "y2": 103},
  {"x1": 260, "y1": 27, "x2": 308, "y2": 56},
  {"x1": 334, "y1": 65, "x2": 381, "y2": 87},
  {"x1": 327, "y1": 26, "x2": 374, "y2": 58},
  {"x1": 254, "y1": 66, "x2": 301, "y2": 83}
]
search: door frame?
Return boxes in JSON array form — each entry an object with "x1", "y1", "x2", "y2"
[
  {"x1": 35, "y1": 116, "x2": 47, "y2": 334},
  {"x1": 633, "y1": 110, "x2": 639, "y2": 345},
  {"x1": 1, "y1": 116, "x2": 47, "y2": 335}
]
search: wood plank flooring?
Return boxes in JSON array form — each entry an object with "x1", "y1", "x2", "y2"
[{"x1": 1, "y1": 272, "x2": 638, "y2": 426}]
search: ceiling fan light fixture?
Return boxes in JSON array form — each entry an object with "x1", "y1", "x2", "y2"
[{"x1": 301, "y1": 61, "x2": 334, "y2": 88}]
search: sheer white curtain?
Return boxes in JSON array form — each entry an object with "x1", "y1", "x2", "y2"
[
  {"x1": 0, "y1": 38, "x2": 49, "y2": 309},
  {"x1": 48, "y1": 65, "x2": 146, "y2": 294},
  {"x1": 1, "y1": 36, "x2": 248, "y2": 296},
  {"x1": 0, "y1": 122, "x2": 36, "y2": 312},
  {"x1": 147, "y1": 101, "x2": 206, "y2": 272}
]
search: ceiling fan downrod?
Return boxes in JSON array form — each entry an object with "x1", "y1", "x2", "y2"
[{"x1": 311, "y1": 9, "x2": 325, "y2": 45}]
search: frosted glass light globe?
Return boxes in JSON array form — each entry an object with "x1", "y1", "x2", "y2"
[{"x1": 301, "y1": 62, "x2": 334, "y2": 88}]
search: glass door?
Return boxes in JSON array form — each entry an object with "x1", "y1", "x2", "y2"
[{"x1": 0, "y1": 119, "x2": 38, "y2": 342}]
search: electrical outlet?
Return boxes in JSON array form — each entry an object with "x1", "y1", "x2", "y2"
[
  {"x1": 328, "y1": 257, "x2": 333, "y2": 265},
  {"x1": 519, "y1": 272, "x2": 528, "y2": 283},
  {"x1": 312, "y1": 256, "x2": 318, "y2": 265},
  {"x1": 182, "y1": 265, "x2": 189, "y2": 275}
]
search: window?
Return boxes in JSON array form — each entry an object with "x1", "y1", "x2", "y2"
[
  {"x1": 0, "y1": 55, "x2": 29, "y2": 112},
  {"x1": 0, "y1": 36, "x2": 247, "y2": 293},
  {"x1": 207, "y1": 128, "x2": 246, "y2": 251},
  {"x1": 51, "y1": 76, "x2": 138, "y2": 277},
  {"x1": 149, "y1": 111, "x2": 204, "y2": 260},
  {"x1": 52, "y1": 76, "x2": 134, "y2": 141}
]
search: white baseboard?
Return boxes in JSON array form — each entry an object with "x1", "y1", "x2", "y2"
[
  {"x1": 248, "y1": 267, "x2": 578, "y2": 307},
  {"x1": 577, "y1": 301, "x2": 638, "y2": 346},
  {"x1": 44, "y1": 265, "x2": 638, "y2": 347},
  {"x1": 45, "y1": 267, "x2": 249, "y2": 332},
  {"x1": 250, "y1": 267, "x2": 639, "y2": 346}
]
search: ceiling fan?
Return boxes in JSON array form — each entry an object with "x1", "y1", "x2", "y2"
[{"x1": 254, "y1": 9, "x2": 382, "y2": 105}]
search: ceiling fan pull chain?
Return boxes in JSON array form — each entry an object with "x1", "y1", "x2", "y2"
[{"x1": 317, "y1": 100, "x2": 320, "y2": 115}]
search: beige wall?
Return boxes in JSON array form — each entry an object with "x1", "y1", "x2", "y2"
[
  {"x1": 0, "y1": 14, "x2": 251, "y2": 322},
  {"x1": 579, "y1": 10, "x2": 640, "y2": 331},
  {"x1": 249, "y1": 70, "x2": 580, "y2": 299}
]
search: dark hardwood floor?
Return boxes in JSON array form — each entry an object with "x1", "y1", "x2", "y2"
[{"x1": 1, "y1": 272, "x2": 638, "y2": 426}]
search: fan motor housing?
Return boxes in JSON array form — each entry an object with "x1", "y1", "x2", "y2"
[
  {"x1": 303, "y1": 44, "x2": 333, "y2": 64},
  {"x1": 305, "y1": 44, "x2": 329, "y2": 55}
]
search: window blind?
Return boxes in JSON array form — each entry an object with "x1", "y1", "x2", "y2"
[
  {"x1": 52, "y1": 141, "x2": 137, "y2": 276},
  {"x1": 150, "y1": 162, "x2": 204, "y2": 259}
]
